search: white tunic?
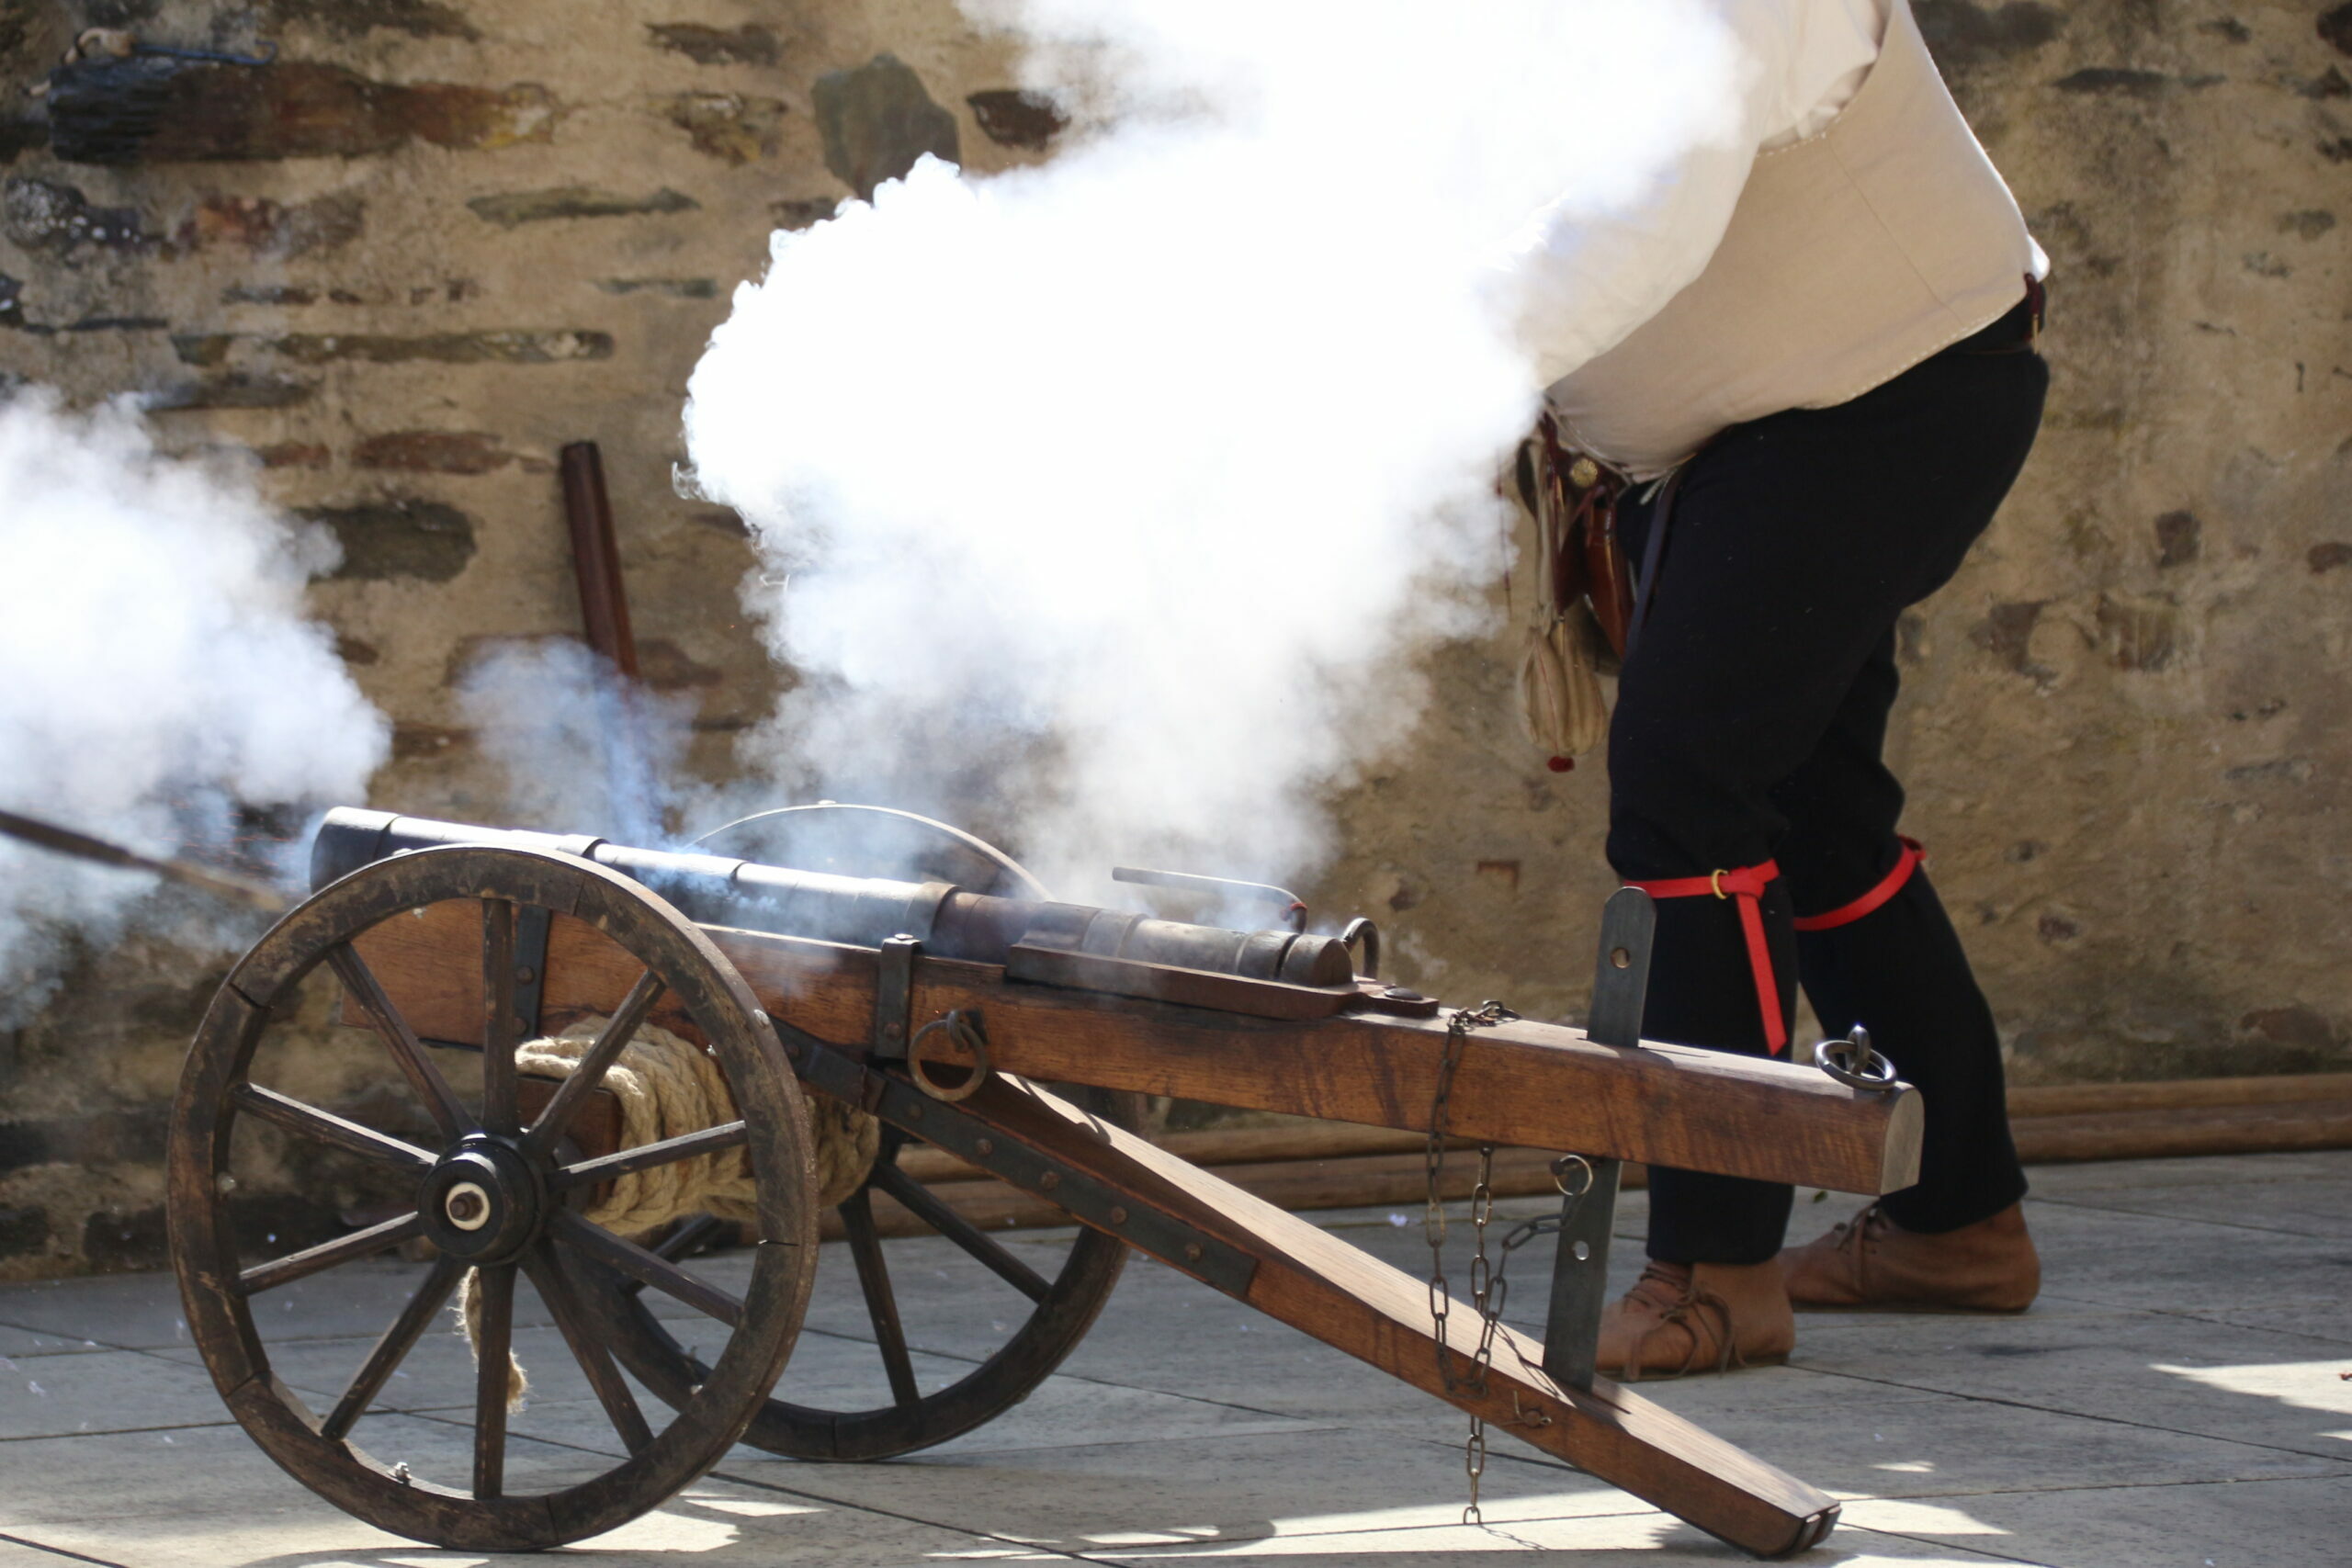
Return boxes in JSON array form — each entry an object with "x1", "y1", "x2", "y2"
[{"x1": 1520, "y1": 0, "x2": 2047, "y2": 478}]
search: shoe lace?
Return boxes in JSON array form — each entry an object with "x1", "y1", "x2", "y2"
[
  {"x1": 1623, "y1": 1262, "x2": 1741, "y2": 1379},
  {"x1": 1835, "y1": 1200, "x2": 1889, "y2": 1257}
]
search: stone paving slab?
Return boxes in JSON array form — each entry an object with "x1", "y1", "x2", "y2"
[
  {"x1": 1792, "y1": 1309, "x2": 2352, "y2": 1461},
  {"x1": 2037, "y1": 1178, "x2": 2352, "y2": 1242},
  {"x1": 0, "y1": 1325, "x2": 104, "y2": 1359},
  {"x1": 0, "y1": 1259, "x2": 559, "y2": 1356},
  {"x1": 2, "y1": 1151, "x2": 2349, "y2": 1566},
  {"x1": 1836, "y1": 1472, "x2": 2352, "y2": 1568},
  {"x1": 0, "y1": 1417, "x2": 1008, "y2": 1567},
  {"x1": 0, "y1": 1346, "x2": 228, "y2": 1440}
]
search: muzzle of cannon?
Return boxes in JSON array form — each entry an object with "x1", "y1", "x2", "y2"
[{"x1": 143, "y1": 805, "x2": 1921, "y2": 1559}]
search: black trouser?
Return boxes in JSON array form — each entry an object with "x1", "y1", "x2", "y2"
[{"x1": 1607, "y1": 311, "x2": 2047, "y2": 1265}]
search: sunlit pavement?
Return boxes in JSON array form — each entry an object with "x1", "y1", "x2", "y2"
[{"x1": 3, "y1": 1150, "x2": 2347, "y2": 1567}]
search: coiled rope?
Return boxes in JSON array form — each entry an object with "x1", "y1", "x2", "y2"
[{"x1": 455, "y1": 1013, "x2": 878, "y2": 1409}]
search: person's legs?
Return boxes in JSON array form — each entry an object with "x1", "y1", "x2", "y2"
[
  {"x1": 1598, "y1": 340, "x2": 2046, "y2": 1371},
  {"x1": 1771, "y1": 647, "x2": 2027, "y2": 1236}
]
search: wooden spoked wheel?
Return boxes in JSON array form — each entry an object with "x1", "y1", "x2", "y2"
[
  {"x1": 167, "y1": 845, "x2": 818, "y2": 1550},
  {"x1": 571, "y1": 806, "x2": 1137, "y2": 1461}
]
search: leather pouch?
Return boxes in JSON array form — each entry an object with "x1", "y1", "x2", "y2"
[{"x1": 1511, "y1": 416, "x2": 1631, "y2": 764}]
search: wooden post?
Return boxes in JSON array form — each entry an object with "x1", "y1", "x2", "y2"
[{"x1": 559, "y1": 442, "x2": 639, "y2": 677}]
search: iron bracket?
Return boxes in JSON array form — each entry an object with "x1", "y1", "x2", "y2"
[
  {"x1": 1540, "y1": 886, "x2": 1655, "y2": 1390},
  {"x1": 511, "y1": 903, "x2": 551, "y2": 1039},
  {"x1": 774, "y1": 1015, "x2": 1258, "y2": 1299},
  {"x1": 872, "y1": 933, "x2": 920, "y2": 1061}
]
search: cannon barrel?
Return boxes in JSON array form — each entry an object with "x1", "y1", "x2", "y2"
[{"x1": 311, "y1": 808, "x2": 1356, "y2": 987}]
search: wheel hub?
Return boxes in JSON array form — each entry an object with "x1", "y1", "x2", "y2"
[{"x1": 418, "y1": 1136, "x2": 542, "y2": 1262}]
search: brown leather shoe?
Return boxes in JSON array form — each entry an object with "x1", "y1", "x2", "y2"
[
  {"x1": 1596, "y1": 1258, "x2": 1795, "y2": 1382},
  {"x1": 1781, "y1": 1201, "x2": 2040, "y2": 1312}
]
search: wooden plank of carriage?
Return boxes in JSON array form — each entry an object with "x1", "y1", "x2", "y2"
[{"x1": 829, "y1": 1075, "x2": 2352, "y2": 1242}]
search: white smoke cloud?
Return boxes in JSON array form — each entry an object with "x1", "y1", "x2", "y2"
[
  {"x1": 0, "y1": 389, "x2": 388, "y2": 1019},
  {"x1": 685, "y1": 1, "x2": 1740, "y2": 902},
  {"x1": 454, "y1": 637, "x2": 695, "y2": 848}
]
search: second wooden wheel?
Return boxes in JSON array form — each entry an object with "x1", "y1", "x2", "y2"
[{"x1": 582, "y1": 1086, "x2": 1138, "y2": 1461}]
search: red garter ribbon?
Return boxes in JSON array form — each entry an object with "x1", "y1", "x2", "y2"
[
  {"x1": 1792, "y1": 838, "x2": 1925, "y2": 933},
  {"x1": 1626, "y1": 860, "x2": 1787, "y2": 1055}
]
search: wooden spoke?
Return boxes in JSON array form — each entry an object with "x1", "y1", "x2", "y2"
[
  {"x1": 231, "y1": 1083, "x2": 435, "y2": 1170},
  {"x1": 524, "y1": 1244, "x2": 654, "y2": 1455},
  {"x1": 470, "y1": 1263, "x2": 515, "y2": 1500},
  {"x1": 870, "y1": 1161, "x2": 1050, "y2": 1303},
  {"x1": 653, "y1": 1213, "x2": 730, "y2": 1262},
  {"x1": 553, "y1": 1209, "x2": 742, "y2": 1327},
  {"x1": 549, "y1": 1122, "x2": 747, "y2": 1192},
  {"x1": 327, "y1": 943, "x2": 472, "y2": 1140},
  {"x1": 839, "y1": 1187, "x2": 921, "y2": 1407},
  {"x1": 241, "y1": 1210, "x2": 423, "y2": 1296},
  {"x1": 322, "y1": 1255, "x2": 464, "y2": 1441},
  {"x1": 523, "y1": 969, "x2": 664, "y2": 1158},
  {"x1": 614, "y1": 1214, "x2": 730, "y2": 1297},
  {"x1": 481, "y1": 898, "x2": 519, "y2": 1134}
]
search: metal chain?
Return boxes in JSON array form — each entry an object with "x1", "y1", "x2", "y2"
[{"x1": 1422, "y1": 999, "x2": 1517, "y2": 1524}]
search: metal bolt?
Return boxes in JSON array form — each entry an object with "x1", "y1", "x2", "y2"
[
  {"x1": 1610, "y1": 947, "x2": 1632, "y2": 969},
  {"x1": 514, "y1": 965, "x2": 536, "y2": 984},
  {"x1": 215, "y1": 1173, "x2": 237, "y2": 1194},
  {"x1": 1038, "y1": 1171, "x2": 1059, "y2": 1191},
  {"x1": 1183, "y1": 1242, "x2": 1203, "y2": 1262},
  {"x1": 1109, "y1": 1206, "x2": 1128, "y2": 1225},
  {"x1": 975, "y1": 1138, "x2": 993, "y2": 1156},
  {"x1": 1572, "y1": 1239, "x2": 1590, "y2": 1262},
  {"x1": 444, "y1": 1183, "x2": 491, "y2": 1230}
]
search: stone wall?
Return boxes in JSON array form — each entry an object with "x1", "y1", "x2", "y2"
[{"x1": 1, "y1": 0, "x2": 2347, "y2": 1277}]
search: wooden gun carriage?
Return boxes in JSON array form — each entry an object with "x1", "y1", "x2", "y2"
[{"x1": 168, "y1": 807, "x2": 1922, "y2": 1557}]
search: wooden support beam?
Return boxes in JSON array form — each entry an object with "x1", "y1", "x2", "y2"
[
  {"x1": 953, "y1": 1075, "x2": 1838, "y2": 1559},
  {"x1": 348, "y1": 902, "x2": 1921, "y2": 1196}
]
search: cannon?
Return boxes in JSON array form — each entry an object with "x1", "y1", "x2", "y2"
[{"x1": 162, "y1": 806, "x2": 1922, "y2": 1557}]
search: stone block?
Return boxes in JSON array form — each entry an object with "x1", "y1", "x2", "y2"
[
  {"x1": 967, "y1": 87, "x2": 1067, "y2": 151},
  {"x1": 594, "y1": 276, "x2": 718, "y2": 298},
  {"x1": 142, "y1": 374, "x2": 313, "y2": 411},
  {"x1": 175, "y1": 330, "x2": 614, "y2": 366},
  {"x1": 647, "y1": 22, "x2": 782, "y2": 67},
  {"x1": 253, "y1": 441, "x2": 328, "y2": 469},
  {"x1": 1913, "y1": 2, "x2": 2065, "y2": 73},
  {"x1": 0, "y1": 175, "x2": 150, "y2": 255},
  {"x1": 300, "y1": 500, "x2": 477, "y2": 581},
  {"x1": 175, "y1": 191, "x2": 364, "y2": 257},
  {"x1": 353, "y1": 429, "x2": 518, "y2": 474},
  {"x1": 78, "y1": 1204, "x2": 166, "y2": 1273},
  {"x1": 662, "y1": 92, "x2": 786, "y2": 164},
  {"x1": 770, "y1": 196, "x2": 837, "y2": 230},
  {"x1": 44, "y1": 60, "x2": 555, "y2": 164},
  {"x1": 468, "y1": 186, "x2": 698, "y2": 226},
  {"x1": 267, "y1": 0, "x2": 481, "y2": 42},
  {"x1": 813, "y1": 53, "x2": 959, "y2": 200},
  {"x1": 0, "y1": 1206, "x2": 49, "y2": 1260}
]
